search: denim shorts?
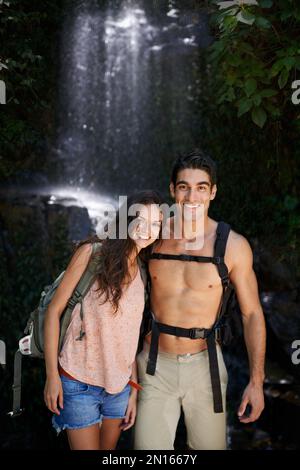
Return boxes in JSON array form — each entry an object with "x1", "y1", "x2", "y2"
[{"x1": 52, "y1": 375, "x2": 131, "y2": 434}]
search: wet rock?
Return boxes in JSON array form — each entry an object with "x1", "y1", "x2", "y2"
[
  {"x1": 261, "y1": 291, "x2": 300, "y2": 379},
  {"x1": 252, "y1": 239, "x2": 298, "y2": 291}
]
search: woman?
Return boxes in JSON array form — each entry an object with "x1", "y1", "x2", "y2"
[{"x1": 43, "y1": 191, "x2": 163, "y2": 450}]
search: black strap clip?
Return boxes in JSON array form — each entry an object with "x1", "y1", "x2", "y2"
[{"x1": 189, "y1": 328, "x2": 205, "y2": 339}]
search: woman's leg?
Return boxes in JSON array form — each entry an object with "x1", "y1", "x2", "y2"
[
  {"x1": 99, "y1": 418, "x2": 123, "y2": 450},
  {"x1": 66, "y1": 424, "x2": 101, "y2": 450}
]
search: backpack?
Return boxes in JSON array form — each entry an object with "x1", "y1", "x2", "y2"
[
  {"x1": 8, "y1": 242, "x2": 103, "y2": 417},
  {"x1": 211, "y1": 222, "x2": 243, "y2": 346}
]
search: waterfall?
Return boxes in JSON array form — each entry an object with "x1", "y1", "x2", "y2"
[{"x1": 53, "y1": 0, "x2": 211, "y2": 197}]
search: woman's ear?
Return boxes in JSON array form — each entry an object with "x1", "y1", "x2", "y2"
[{"x1": 169, "y1": 182, "x2": 175, "y2": 199}]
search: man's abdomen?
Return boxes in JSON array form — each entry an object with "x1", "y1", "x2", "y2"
[{"x1": 148, "y1": 285, "x2": 223, "y2": 354}]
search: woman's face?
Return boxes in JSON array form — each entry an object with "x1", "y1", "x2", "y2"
[{"x1": 129, "y1": 204, "x2": 162, "y2": 249}]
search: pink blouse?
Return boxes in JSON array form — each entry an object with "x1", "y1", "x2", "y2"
[{"x1": 59, "y1": 269, "x2": 145, "y2": 393}]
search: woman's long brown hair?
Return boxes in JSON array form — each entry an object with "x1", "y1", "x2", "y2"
[{"x1": 76, "y1": 190, "x2": 163, "y2": 313}]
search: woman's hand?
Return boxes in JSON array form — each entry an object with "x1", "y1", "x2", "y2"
[
  {"x1": 120, "y1": 391, "x2": 137, "y2": 431},
  {"x1": 44, "y1": 374, "x2": 64, "y2": 416}
]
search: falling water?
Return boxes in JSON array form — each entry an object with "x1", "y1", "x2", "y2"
[{"x1": 52, "y1": 0, "x2": 212, "y2": 197}]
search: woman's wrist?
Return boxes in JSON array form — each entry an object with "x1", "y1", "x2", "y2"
[
  {"x1": 46, "y1": 367, "x2": 60, "y2": 379},
  {"x1": 130, "y1": 389, "x2": 138, "y2": 399}
]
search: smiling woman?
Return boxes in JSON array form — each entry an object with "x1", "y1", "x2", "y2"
[{"x1": 43, "y1": 190, "x2": 164, "y2": 450}]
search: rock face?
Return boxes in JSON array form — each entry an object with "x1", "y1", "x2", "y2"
[
  {"x1": 0, "y1": 190, "x2": 93, "y2": 347},
  {"x1": 252, "y1": 239, "x2": 300, "y2": 379},
  {"x1": 222, "y1": 240, "x2": 300, "y2": 449},
  {"x1": 261, "y1": 291, "x2": 300, "y2": 377},
  {"x1": 0, "y1": 191, "x2": 94, "y2": 450},
  {"x1": 0, "y1": 191, "x2": 92, "y2": 279},
  {"x1": 253, "y1": 239, "x2": 298, "y2": 291}
]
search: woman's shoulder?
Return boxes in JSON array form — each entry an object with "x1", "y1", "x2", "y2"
[
  {"x1": 75, "y1": 239, "x2": 102, "y2": 259},
  {"x1": 77, "y1": 242, "x2": 94, "y2": 254}
]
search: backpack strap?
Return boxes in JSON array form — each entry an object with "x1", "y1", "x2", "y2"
[
  {"x1": 213, "y1": 221, "x2": 231, "y2": 287},
  {"x1": 58, "y1": 242, "x2": 102, "y2": 352},
  {"x1": 7, "y1": 350, "x2": 24, "y2": 418},
  {"x1": 206, "y1": 222, "x2": 232, "y2": 412},
  {"x1": 213, "y1": 222, "x2": 234, "y2": 327}
]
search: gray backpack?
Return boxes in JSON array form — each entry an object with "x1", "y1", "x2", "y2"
[{"x1": 9, "y1": 242, "x2": 103, "y2": 417}]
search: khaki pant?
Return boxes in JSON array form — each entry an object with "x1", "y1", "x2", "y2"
[{"x1": 133, "y1": 342, "x2": 228, "y2": 450}]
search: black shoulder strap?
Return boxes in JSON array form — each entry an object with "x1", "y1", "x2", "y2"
[{"x1": 214, "y1": 222, "x2": 231, "y2": 287}]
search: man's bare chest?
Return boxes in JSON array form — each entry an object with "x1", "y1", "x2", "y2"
[{"x1": 150, "y1": 239, "x2": 228, "y2": 292}]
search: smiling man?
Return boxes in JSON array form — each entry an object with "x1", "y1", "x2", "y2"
[{"x1": 133, "y1": 150, "x2": 266, "y2": 450}]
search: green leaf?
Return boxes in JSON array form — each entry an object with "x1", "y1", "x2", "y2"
[
  {"x1": 252, "y1": 94, "x2": 262, "y2": 106},
  {"x1": 227, "y1": 54, "x2": 242, "y2": 67},
  {"x1": 284, "y1": 196, "x2": 298, "y2": 211},
  {"x1": 295, "y1": 57, "x2": 300, "y2": 71},
  {"x1": 251, "y1": 106, "x2": 267, "y2": 127},
  {"x1": 263, "y1": 102, "x2": 281, "y2": 117},
  {"x1": 259, "y1": 0, "x2": 273, "y2": 7},
  {"x1": 237, "y1": 10, "x2": 256, "y2": 25},
  {"x1": 226, "y1": 87, "x2": 236, "y2": 101},
  {"x1": 255, "y1": 16, "x2": 271, "y2": 28},
  {"x1": 221, "y1": 15, "x2": 238, "y2": 32},
  {"x1": 245, "y1": 78, "x2": 257, "y2": 96},
  {"x1": 259, "y1": 89, "x2": 277, "y2": 98},
  {"x1": 270, "y1": 59, "x2": 285, "y2": 77},
  {"x1": 280, "y1": 11, "x2": 292, "y2": 21},
  {"x1": 278, "y1": 69, "x2": 289, "y2": 89},
  {"x1": 283, "y1": 57, "x2": 296, "y2": 71},
  {"x1": 250, "y1": 64, "x2": 265, "y2": 78},
  {"x1": 237, "y1": 98, "x2": 252, "y2": 117}
]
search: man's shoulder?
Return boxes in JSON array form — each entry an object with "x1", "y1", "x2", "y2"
[
  {"x1": 226, "y1": 226, "x2": 253, "y2": 265},
  {"x1": 227, "y1": 227, "x2": 249, "y2": 245}
]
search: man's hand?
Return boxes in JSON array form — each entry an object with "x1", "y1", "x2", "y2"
[{"x1": 238, "y1": 382, "x2": 264, "y2": 424}]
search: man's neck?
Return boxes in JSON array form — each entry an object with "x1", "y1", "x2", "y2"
[
  {"x1": 180, "y1": 215, "x2": 212, "y2": 241},
  {"x1": 168, "y1": 215, "x2": 216, "y2": 252}
]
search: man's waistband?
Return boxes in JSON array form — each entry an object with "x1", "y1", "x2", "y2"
[{"x1": 141, "y1": 340, "x2": 211, "y2": 362}]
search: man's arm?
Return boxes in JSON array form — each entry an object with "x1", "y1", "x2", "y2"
[{"x1": 229, "y1": 233, "x2": 266, "y2": 423}]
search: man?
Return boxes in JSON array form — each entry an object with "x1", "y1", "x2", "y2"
[{"x1": 133, "y1": 150, "x2": 266, "y2": 450}]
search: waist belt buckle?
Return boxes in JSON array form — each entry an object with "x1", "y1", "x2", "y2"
[
  {"x1": 215, "y1": 327, "x2": 221, "y2": 342},
  {"x1": 189, "y1": 328, "x2": 205, "y2": 339}
]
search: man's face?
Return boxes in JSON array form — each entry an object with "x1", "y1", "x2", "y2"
[{"x1": 170, "y1": 168, "x2": 217, "y2": 220}]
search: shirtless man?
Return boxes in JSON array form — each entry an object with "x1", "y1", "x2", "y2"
[{"x1": 133, "y1": 150, "x2": 266, "y2": 450}]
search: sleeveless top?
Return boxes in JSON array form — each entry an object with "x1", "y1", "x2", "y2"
[{"x1": 58, "y1": 269, "x2": 145, "y2": 394}]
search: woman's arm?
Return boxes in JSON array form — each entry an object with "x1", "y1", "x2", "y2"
[
  {"x1": 121, "y1": 359, "x2": 139, "y2": 431},
  {"x1": 43, "y1": 243, "x2": 93, "y2": 414}
]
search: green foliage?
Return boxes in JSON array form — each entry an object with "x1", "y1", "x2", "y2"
[
  {"x1": 0, "y1": 200, "x2": 73, "y2": 449},
  {"x1": 0, "y1": 0, "x2": 65, "y2": 181},
  {"x1": 209, "y1": 0, "x2": 300, "y2": 127},
  {"x1": 196, "y1": 1, "x2": 299, "y2": 270}
]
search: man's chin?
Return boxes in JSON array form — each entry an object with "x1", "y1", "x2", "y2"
[
  {"x1": 182, "y1": 212, "x2": 203, "y2": 223},
  {"x1": 181, "y1": 205, "x2": 204, "y2": 218}
]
